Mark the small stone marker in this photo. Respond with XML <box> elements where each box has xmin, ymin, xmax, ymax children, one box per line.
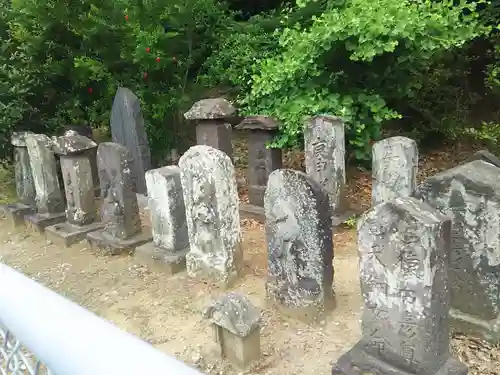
<box><xmin>24</xmin><ymin>134</ymin><xmax>66</xmax><ymax>233</ymax></box>
<box><xmin>135</xmin><ymin>166</ymin><xmax>189</xmax><ymax>275</ymax></box>
<box><xmin>264</xmin><ymin>169</ymin><xmax>334</xmax><ymax>323</ymax></box>
<box><xmin>110</xmin><ymin>87</ymin><xmax>151</xmax><ymax>195</ymax></box>
<box><xmin>304</xmin><ymin>115</ymin><xmax>350</xmax><ymax>225</ymax></box>
<box><xmin>372</xmin><ymin>136</ymin><xmax>418</xmax><ymax>206</ymax></box>
<box><xmin>236</xmin><ymin>116</ymin><xmax>282</xmax><ymax>222</ymax></box>
<box><xmin>184</xmin><ymin>98</ymin><xmax>235</xmax><ymax>160</ymax></box>
<box><xmin>470</xmin><ymin>149</ymin><xmax>500</xmax><ymax>169</ymax></box>
<box><xmin>332</xmin><ymin>197</ymin><xmax>467</xmax><ymax>375</ymax></box>
<box><xmin>179</xmin><ymin>145</ymin><xmax>243</xmax><ymax>286</ymax></box>
<box><xmin>0</xmin><ymin>131</ymin><xmax>37</xmax><ymax>228</ymax></box>
<box><xmin>45</xmin><ymin>135</ymin><xmax>104</xmax><ymax>247</ymax></box>
<box><xmin>203</xmin><ymin>293</ymin><xmax>261</xmax><ymax>369</ymax></box>
<box><xmin>86</xmin><ymin>142</ymin><xmax>152</xmax><ymax>255</ymax></box>
<box><xmin>415</xmin><ymin>160</ymin><xmax>500</xmax><ymax>343</ymax></box>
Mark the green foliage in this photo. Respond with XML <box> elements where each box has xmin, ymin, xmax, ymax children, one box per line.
<box><xmin>238</xmin><ymin>0</ymin><xmax>487</xmax><ymax>159</ymax></box>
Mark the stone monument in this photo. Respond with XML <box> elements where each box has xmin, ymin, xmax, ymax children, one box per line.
<box><xmin>265</xmin><ymin>169</ymin><xmax>335</xmax><ymax>322</ymax></box>
<box><xmin>236</xmin><ymin>116</ymin><xmax>282</xmax><ymax>222</ymax></box>
<box><xmin>24</xmin><ymin>134</ymin><xmax>66</xmax><ymax>232</ymax></box>
<box><xmin>179</xmin><ymin>145</ymin><xmax>243</xmax><ymax>286</ymax></box>
<box><xmin>45</xmin><ymin>134</ymin><xmax>104</xmax><ymax>247</ymax></box>
<box><xmin>86</xmin><ymin>142</ymin><xmax>152</xmax><ymax>255</ymax></box>
<box><xmin>332</xmin><ymin>197</ymin><xmax>467</xmax><ymax>375</ymax></box>
<box><xmin>135</xmin><ymin>166</ymin><xmax>189</xmax><ymax>275</ymax></box>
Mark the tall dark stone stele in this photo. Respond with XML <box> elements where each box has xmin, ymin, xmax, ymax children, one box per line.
<box><xmin>44</xmin><ymin>135</ymin><xmax>104</xmax><ymax>247</ymax></box>
<box><xmin>415</xmin><ymin>160</ymin><xmax>500</xmax><ymax>343</ymax></box>
<box><xmin>184</xmin><ymin>98</ymin><xmax>235</xmax><ymax>160</ymax></box>
<box><xmin>332</xmin><ymin>197</ymin><xmax>467</xmax><ymax>375</ymax></box>
<box><xmin>264</xmin><ymin>169</ymin><xmax>335</xmax><ymax>323</ymax></box>
<box><xmin>236</xmin><ymin>116</ymin><xmax>282</xmax><ymax>222</ymax></box>
<box><xmin>86</xmin><ymin>142</ymin><xmax>152</xmax><ymax>255</ymax></box>
<box><xmin>24</xmin><ymin>134</ymin><xmax>67</xmax><ymax>233</ymax></box>
<box><xmin>110</xmin><ymin>87</ymin><xmax>151</xmax><ymax>195</ymax></box>
<box><xmin>0</xmin><ymin>131</ymin><xmax>37</xmax><ymax>228</ymax></box>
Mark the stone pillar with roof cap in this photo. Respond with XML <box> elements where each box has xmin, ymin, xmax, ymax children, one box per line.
<box><xmin>0</xmin><ymin>131</ymin><xmax>37</xmax><ymax>228</ymax></box>
<box><xmin>184</xmin><ymin>98</ymin><xmax>235</xmax><ymax>160</ymax></box>
<box><xmin>236</xmin><ymin>116</ymin><xmax>283</xmax><ymax>222</ymax></box>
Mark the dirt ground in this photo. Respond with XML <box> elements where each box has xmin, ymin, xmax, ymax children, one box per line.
<box><xmin>0</xmin><ymin>137</ymin><xmax>499</xmax><ymax>374</ymax></box>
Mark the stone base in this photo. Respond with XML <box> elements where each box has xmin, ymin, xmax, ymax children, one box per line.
<box><xmin>332</xmin><ymin>342</ymin><xmax>467</xmax><ymax>375</ymax></box>
<box><xmin>45</xmin><ymin>221</ymin><xmax>104</xmax><ymax>247</ymax></box>
<box><xmin>186</xmin><ymin>251</ymin><xmax>240</xmax><ymax>288</ymax></box>
<box><xmin>450</xmin><ymin>308</ymin><xmax>500</xmax><ymax>344</ymax></box>
<box><xmin>0</xmin><ymin>203</ymin><xmax>35</xmax><ymax>229</ymax></box>
<box><xmin>332</xmin><ymin>210</ymin><xmax>356</xmax><ymax>227</ymax></box>
<box><xmin>239</xmin><ymin>203</ymin><xmax>265</xmax><ymax>222</ymax></box>
<box><xmin>86</xmin><ymin>229</ymin><xmax>152</xmax><ymax>256</ymax></box>
<box><xmin>134</xmin><ymin>242</ymin><xmax>188</xmax><ymax>275</ymax></box>
<box><xmin>213</xmin><ymin>325</ymin><xmax>260</xmax><ymax>369</ymax></box>
<box><xmin>24</xmin><ymin>212</ymin><xmax>66</xmax><ymax>234</ymax></box>
<box><xmin>266</xmin><ymin>280</ymin><xmax>335</xmax><ymax>324</ymax></box>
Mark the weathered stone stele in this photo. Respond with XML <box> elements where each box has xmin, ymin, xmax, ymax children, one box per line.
<box><xmin>179</xmin><ymin>145</ymin><xmax>242</xmax><ymax>286</ymax></box>
<box><xmin>135</xmin><ymin>166</ymin><xmax>189</xmax><ymax>275</ymax></box>
<box><xmin>45</xmin><ymin>135</ymin><xmax>104</xmax><ymax>247</ymax></box>
<box><xmin>86</xmin><ymin>142</ymin><xmax>152</xmax><ymax>255</ymax></box>
<box><xmin>414</xmin><ymin>160</ymin><xmax>500</xmax><ymax>343</ymax></box>
<box><xmin>304</xmin><ymin>115</ymin><xmax>350</xmax><ymax>225</ymax></box>
<box><xmin>204</xmin><ymin>292</ymin><xmax>261</xmax><ymax>369</ymax></box>
<box><xmin>332</xmin><ymin>197</ymin><xmax>467</xmax><ymax>375</ymax></box>
<box><xmin>184</xmin><ymin>98</ymin><xmax>235</xmax><ymax>160</ymax></box>
<box><xmin>236</xmin><ymin>116</ymin><xmax>282</xmax><ymax>222</ymax></box>
<box><xmin>0</xmin><ymin>131</ymin><xmax>37</xmax><ymax>228</ymax></box>
<box><xmin>372</xmin><ymin>136</ymin><xmax>418</xmax><ymax>206</ymax></box>
<box><xmin>110</xmin><ymin>87</ymin><xmax>151</xmax><ymax>195</ymax></box>
<box><xmin>265</xmin><ymin>169</ymin><xmax>334</xmax><ymax>323</ymax></box>
<box><xmin>24</xmin><ymin>134</ymin><xmax>66</xmax><ymax>232</ymax></box>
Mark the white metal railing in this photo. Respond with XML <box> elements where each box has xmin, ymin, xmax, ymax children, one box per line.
<box><xmin>0</xmin><ymin>263</ymin><xmax>205</xmax><ymax>375</ymax></box>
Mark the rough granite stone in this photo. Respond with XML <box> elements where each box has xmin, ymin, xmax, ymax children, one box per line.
<box><xmin>470</xmin><ymin>150</ymin><xmax>500</xmax><ymax>169</ymax></box>
<box><xmin>414</xmin><ymin>160</ymin><xmax>500</xmax><ymax>343</ymax></box>
<box><xmin>12</xmin><ymin>131</ymin><xmax>36</xmax><ymax>206</ymax></box>
<box><xmin>264</xmin><ymin>169</ymin><xmax>334</xmax><ymax>322</ymax></box>
<box><xmin>332</xmin><ymin>197</ymin><xmax>467</xmax><ymax>375</ymax></box>
<box><xmin>204</xmin><ymin>292</ymin><xmax>261</xmax><ymax>368</ymax></box>
<box><xmin>110</xmin><ymin>87</ymin><xmax>151</xmax><ymax>195</ymax></box>
<box><xmin>236</xmin><ymin>116</ymin><xmax>282</xmax><ymax>218</ymax></box>
<box><xmin>135</xmin><ymin>166</ymin><xmax>189</xmax><ymax>274</ymax></box>
<box><xmin>86</xmin><ymin>142</ymin><xmax>151</xmax><ymax>255</ymax></box>
<box><xmin>184</xmin><ymin>98</ymin><xmax>236</xmax><ymax>120</ymax></box>
<box><xmin>304</xmin><ymin>115</ymin><xmax>349</xmax><ymax>222</ymax></box>
<box><xmin>372</xmin><ymin>136</ymin><xmax>418</xmax><ymax>206</ymax></box>
<box><xmin>179</xmin><ymin>145</ymin><xmax>243</xmax><ymax>286</ymax></box>
<box><xmin>45</xmin><ymin>135</ymin><xmax>103</xmax><ymax>247</ymax></box>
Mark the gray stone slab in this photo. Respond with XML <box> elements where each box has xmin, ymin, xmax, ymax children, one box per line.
<box><xmin>110</xmin><ymin>87</ymin><xmax>151</xmax><ymax>195</ymax></box>
<box><xmin>12</xmin><ymin>131</ymin><xmax>36</xmax><ymax>206</ymax></box>
<box><xmin>134</xmin><ymin>242</ymin><xmax>188</xmax><ymax>275</ymax></box>
<box><xmin>86</xmin><ymin>229</ymin><xmax>152</xmax><ymax>256</ymax></box>
<box><xmin>332</xmin><ymin>197</ymin><xmax>466</xmax><ymax>375</ymax></box>
<box><xmin>264</xmin><ymin>169</ymin><xmax>334</xmax><ymax>323</ymax></box>
<box><xmin>372</xmin><ymin>136</ymin><xmax>418</xmax><ymax>206</ymax></box>
<box><xmin>414</xmin><ymin>159</ymin><xmax>500</xmax><ymax>343</ymax></box>
<box><xmin>45</xmin><ymin>221</ymin><xmax>104</xmax><ymax>247</ymax></box>
<box><xmin>0</xmin><ymin>203</ymin><xmax>35</xmax><ymax>228</ymax></box>
<box><xmin>470</xmin><ymin>149</ymin><xmax>500</xmax><ymax>168</ymax></box>
<box><xmin>239</xmin><ymin>203</ymin><xmax>265</xmax><ymax>222</ymax></box>
<box><xmin>24</xmin><ymin>212</ymin><xmax>66</xmax><ymax>234</ymax></box>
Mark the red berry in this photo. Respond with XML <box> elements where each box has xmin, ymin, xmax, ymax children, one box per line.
<box><xmin>143</xmin><ymin>72</ymin><xmax>148</xmax><ymax>79</ymax></box>
<box><xmin>156</xmin><ymin>57</ymin><xmax>160</xmax><ymax>62</ymax></box>
<box><xmin>125</xmin><ymin>15</ymin><xmax>129</xmax><ymax>21</ymax></box>
<box><xmin>88</xmin><ymin>87</ymin><xmax>93</xmax><ymax>93</ymax></box>
<box><xmin>146</xmin><ymin>47</ymin><xmax>151</xmax><ymax>53</ymax></box>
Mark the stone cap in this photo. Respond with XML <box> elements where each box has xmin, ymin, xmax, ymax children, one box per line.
<box><xmin>184</xmin><ymin>98</ymin><xmax>236</xmax><ymax>120</ymax></box>
<box><xmin>11</xmin><ymin>131</ymin><xmax>35</xmax><ymax>147</ymax></box>
<box><xmin>51</xmin><ymin>134</ymin><xmax>97</xmax><ymax>156</ymax></box>
<box><xmin>308</xmin><ymin>114</ymin><xmax>344</xmax><ymax>125</ymax></box>
<box><xmin>236</xmin><ymin>116</ymin><xmax>281</xmax><ymax>131</ymax></box>
<box><xmin>203</xmin><ymin>292</ymin><xmax>260</xmax><ymax>337</ymax></box>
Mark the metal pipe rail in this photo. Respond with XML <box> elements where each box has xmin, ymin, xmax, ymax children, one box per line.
<box><xmin>0</xmin><ymin>263</ymin><xmax>205</xmax><ymax>375</ymax></box>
